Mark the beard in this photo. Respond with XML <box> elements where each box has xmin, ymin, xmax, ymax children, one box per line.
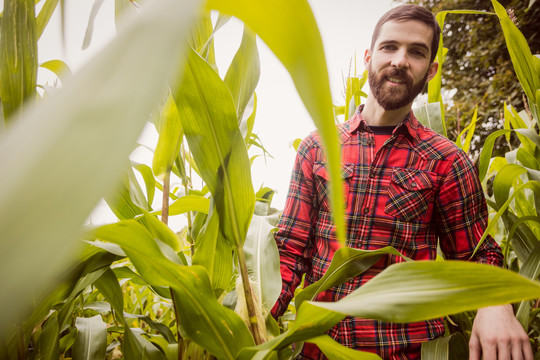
<box><xmin>368</xmin><ymin>66</ymin><xmax>429</xmax><ymax>110</ymax></box>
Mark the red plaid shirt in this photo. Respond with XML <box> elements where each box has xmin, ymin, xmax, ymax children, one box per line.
<box><xmin>272</xmin><ymin>106</ymin><xmax>503</xmax><ymax>359</ymax></box>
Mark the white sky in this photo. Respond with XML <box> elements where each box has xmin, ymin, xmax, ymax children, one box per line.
<box><xmin>36</xmin><ymin>0</ymin><xmax>395</xmax><ymax>226</ymax></box>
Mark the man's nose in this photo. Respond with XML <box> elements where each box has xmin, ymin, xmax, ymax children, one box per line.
<box><xmin>391</xmin><ymin>49</ymin><xmax>409</xmax><ymax>69</ymax></box>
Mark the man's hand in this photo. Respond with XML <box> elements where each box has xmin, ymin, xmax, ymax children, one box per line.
<box><xmin>469</xmin><ymin>304</ymin><xmax>533</xmax><ymax>360</ymax></box>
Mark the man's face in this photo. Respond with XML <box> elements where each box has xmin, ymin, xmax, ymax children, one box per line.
<box><xmin>365</xmin><ymin>20</ymin><xmax>438</xmax><ymax>111</ymax></box>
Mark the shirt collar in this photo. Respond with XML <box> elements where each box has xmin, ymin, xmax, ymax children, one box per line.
<box><xmin>347</xmin><ymin>105</ymin><xmax>420</xmax><ymax>142</ymax></box>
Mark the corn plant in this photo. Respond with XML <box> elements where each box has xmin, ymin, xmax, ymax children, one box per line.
<box><xmin>1</xmin><ymin>0</ymin><xmax>540</xmax><ymax>359</ymax></box>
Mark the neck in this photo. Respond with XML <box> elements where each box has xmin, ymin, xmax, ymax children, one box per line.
<box><xmin>362</xmin><ymin>96</ymin><xmax>412</xmax><ymax>127</ymax></box>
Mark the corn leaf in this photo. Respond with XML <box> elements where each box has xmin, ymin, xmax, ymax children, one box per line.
<box><xmin>455</xmin><ymin>106</ymin><xmax>478</xmax><ymax>153</ymax></box>
<box><xmin>82</xmin><ymin>0</ymin><xmax>105</xmax><ymax>50</ymax></box>
<box><xmin>478</xmin><ymin>129</ymin><xmax>540</xmax><ymax>182</ymax></box>
<box><xmin>174</xmin><ymin>48</ymin><xmax>254</xmax><ymax>247</ymax></box>
<box><xmin>492</xmin><ymin>0</ymin><xmax>539</xmax><ymax>109</ymax></box>
<box><xmin>38</xmin><ymin>311</ymin><xmax>60</xmax><ymax>360</ymax></box>
<box><xmin>295</xmin><ymin>246</ymin><xmax>410</xmax><ymax>310</ymax></box>
<box><xmin>224</xmin><ymin>27</ymin><xmax>260</xmax><ymax>121</ymax></box>
<box><xmin>0</xmin><ymin>0</ymin><xmax>38</xmax><ymax>121</ymax></box>
<box><xmin>192</xmin><ymin>203</ymin><xmax>233</xmax><ymax>297</ymax></box>
<box><xmin>73</xmin><ymin>316</ymin><xmax>107</xmax><ymax>360</ymax></box>
<box><xmin>153</xmin><ymin>94</ymin><xmax>184</xmax><ymax>178</ymax></box>
<box><xmin>95</xmin><ymin>220</ymin><xmax>255</xmax><ymax>359</ymax></box>
<box><xmin>243</xmin><ymin>211</ymin><xmax>281</xmax><ymax>315</ymax></box>
<box><xmin>40</xmin><ymin>59</ymin><xmax>72</xmax><ymax>84</ymax></box>
<box><xmin>206</xmin><ymin>0</ymin><xmax>345</xmax><ymax>244</ymax></box>
<box><xmin>421</xmin><ymin>332</ymin><xmax>469</xmax><ymax>360</ymax></box>
<box><xmin>412</xmin><ymin>102</ymin><xmax>445</xmax><ymax>136</ymax></box>
<box><xmin>309</xmin><ymin>335</ymin><xmax>382</xmax><ymax>360</ymax></box>
<box><xmin>36</xmin><ymin>0</ymin><xmax>60</xmax><ymax>39</ymax></box>
<box><xmin>310</xmin><ymin>261</ymin><xmax>540</xmax><ymax>322</ymax></box>
<box><xmin>0</xmin><ymin>0</ymin><xmax>201</xmax><ymax>336</ymax></box>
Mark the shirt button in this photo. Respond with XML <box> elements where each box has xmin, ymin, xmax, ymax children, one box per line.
<box><xmin>411</xmin><ymin>182</ymin><xmax>417</xmax><ymax>188</ymax></box>
<box><xmin>363</xmin><ymin>208</ymin><xmax>369</xmax><ymax>214</ymax></box>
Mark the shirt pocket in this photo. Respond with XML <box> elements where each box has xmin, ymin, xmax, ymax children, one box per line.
<box><xmin>384</xmin><ymin>168</ymin><xmax>436</xmax><ymax>222</ymax></box>
<box><xmin>313</xmin><ymin>162</ymin><xmax>354</xmax><ymax>211</ymax></box>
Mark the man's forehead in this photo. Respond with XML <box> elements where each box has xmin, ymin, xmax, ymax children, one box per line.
<box><xmin>374</xmin><ymin>20</ymin><xmax>433</xmax><ymax>48</ymax></box>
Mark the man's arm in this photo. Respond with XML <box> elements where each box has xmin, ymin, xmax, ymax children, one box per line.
<box><xmin>271</xmin><ymin>135</ymin><xmax>318</xmax><ymax>318</ymax></box>
<box><xmin>435</xmin><ymin>149</ymin><xmax>532</xmax><ymax>358</ymax></box>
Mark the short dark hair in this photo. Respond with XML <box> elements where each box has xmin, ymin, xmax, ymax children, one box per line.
<box><xmin>370</xmin><ymin>5</ymin><xmax>441</xmax><ymax>63</ymax></box>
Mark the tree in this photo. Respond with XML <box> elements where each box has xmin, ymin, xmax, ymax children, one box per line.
<box><xmin>397</xmin><ymin>0</ymin><xmax>540</xmax><ymax>156</ymax></box>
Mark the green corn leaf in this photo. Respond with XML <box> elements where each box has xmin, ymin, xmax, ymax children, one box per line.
<box><xmin>153</xmin><ymin>94</ymin><xmax>184</xmax><ymax>178</ymax></box>
<box><xmin>492</xmin><ymin>0</ymin><xmax>539</xmax><ymax>108</ymax></box>
<box><xmin>243</xmin><ymin>212</ymin><xmax>281</xmax><ymax>316</ymax></box>
<box><xmin>73</xmin><ymin>316</ymin><xmax>107</xmax><ymax>360</ymax></box>
<box><xmin>206</xmin><ymin>0</ymin><xmax>345</xmax><ymax>245</ymax></box>
<box><xmin>0</xmin><ymin>0</ymin><xmax>38</xmax><ymax>121</ymax></box>
<box><xmin>309</xmin><ymin>335</ymin><xmax>382</xmax><ymax>360</ymax></box>
<box><xmin>240</xmin><ymin>92</ymin><xmax>257</xmax><ymax>141</ymax></box>
<box><xmin>421</xmin><ymin>332</ymin><xmax>469</xmax><ymax>360</ymax></box>
<box><xmin>149</xmin><ymin>194</ymin><xmax>210</xmax><ymax>216</ymax></box>
<box><xmin>295</xmin><ymin>246</ymin><xmax>410</xmax><ymax>310</ymax></box>
<box><xmin>224</xmin><ymin>27</ymin><xmax>260</xmax><ymax>122</ymax></box>
<box><xmin>94</xmin><ymin>220</ymin><xmax>255</xmax><ymax>359</ymax></box>
<box><xmin>93</xmin><ymin>268</ymin><xmax>126</xmax><ymax>325</ymax></box>
<box><xmin>478</xmin><ymin>129</ymin><xmax>540</xmax><ymax>182</ymax></box>
<box><xmin>40</xmin><ymin>59</ymin><xmax>72</xmax><ymax>84</ymax></box>
<box><xmin>0</xmin><ymin>0</ymin><xmax>202</xmax><ymax>336</ymax></box>
<box><xmin>412</xmin><ymin>102</ymin><xmax>445</xmax><ymax>136</ymax></box>
<box><xmin>36</xmin><ymin>0</ymin><xmax>60</xmax><ymax>39</ymax></box>
<box><xmin>192</xmin><ymin>204</ymin><xmax>233</xmax><ymax>297</ymax></box>
<box><xmin>493</xmin><ymin>164</ymin><xmax>528</xmax><ymax>208</ymax></box>
<box><xmin>133</xmin><ymin>163</ymin><xmax>156</xmax><ymax>207</ymax></box>
<box><xmin>174</xmin><ymin>48</ymin><xmax>254</xmax><ymax>247</ymax></box>
<box><xmin>189</xmin><ymin>12</ymin><xmax>216</xmax><ymax>65</ymax></box>
<box><xmin>105</xmin><ymin>173</ymin><xmax>145</xmax><ymax>220</ymax></box>
<box><xmin>123</xmin><ymin>327</ymin><xmax>167</xmax><ymax>360</ymax></box>
<box><xmin>455</xmin><ymin>106</ymin><xmax>478</xmax><ymax>154</ymax></box>
<box><xmin>140</xmin><ymin>211</ymin><xmax>182</xmax><ymax>253</ymax></box>
<box><xmin>38</xmin><ymin>311</ymin><xmax>60</xmax><ymax>360</ymax></box>
<box><xmin>310</xmin><ymin>261</ymin><xmax>540</xmax><ymax>323</ymax></box>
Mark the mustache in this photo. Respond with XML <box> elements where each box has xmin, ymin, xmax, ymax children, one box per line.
<box><xmin>383</xmin><ymin>68</ymin><xmax>412</xmax><ymax>82</ymax></box>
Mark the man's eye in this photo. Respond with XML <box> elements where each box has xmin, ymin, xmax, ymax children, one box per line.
<box><xmin>411</xmin><ymin>50</ymin><xmax>426</xmax><ymax>57</ymax></box>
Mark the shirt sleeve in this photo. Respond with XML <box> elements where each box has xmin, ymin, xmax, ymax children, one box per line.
<box><xmin>435</xmin><ymin>149</ymin><xmax>503</xmax><ymax>266</ymax></box>
<box><xmin>271</xmin><ymin>135</ymin><xmax>319</xmax><ymax>318</ymax></box>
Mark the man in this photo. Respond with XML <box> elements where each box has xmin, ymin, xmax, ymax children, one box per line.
<box><xmin>271</xmin><ymin>4</ymin><xmax>532</xmax><ymax>360</ymax></box>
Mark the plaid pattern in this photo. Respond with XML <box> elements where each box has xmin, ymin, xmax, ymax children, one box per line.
<box><xmin>272</xmin><ymin>106</ymin><xmax>503</xmax><ymax>359</ymax></box>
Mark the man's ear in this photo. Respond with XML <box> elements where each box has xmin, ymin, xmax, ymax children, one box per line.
<box><xmin>364</xmin><ymin>49</ymin><xmax>372</xmax><ymax>67</ymax></box>
<box><xmin>427</xmin><ymin>61</ymin><xmax>438</xmax><ymax>82</ymax></box>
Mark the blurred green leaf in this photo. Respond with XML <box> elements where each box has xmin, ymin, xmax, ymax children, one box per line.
<box><xmin>0</xmin><ymin>0</ymin><xmax>201</xmax><ymax>336</ymax></box>
<box><xmin>94</xmin><ymin>268</ymin><xmax>125</xmax><ymax>324</ymax></box>
<box><xmin>133</xmin><ymin>163</ymin><xmax>156</xmax><ymax>207</ymax></box>
<box><xmin>206</xmin><ymin>0</ymin><xmax>345</xmax><ymax>244</ymax></box>
<box><xmin>73</xmin><ymin>316</ymin><xmax>107</xmax><ymax>360</ymax></box>
<box><xmin>455</xmin><ymin>106</ymin><xmax>478</xmax><ymax>153</ymax></box>
<box><xmin>0</xmin><ymin>0</ymin><xmax>38</xmax><ymax>120</ymax></box>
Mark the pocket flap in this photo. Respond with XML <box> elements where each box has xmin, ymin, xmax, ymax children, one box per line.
<box><xmin>391</xmin><ymin>169</ymin><xmax>434</xmax><ymax>191</ymax></box>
